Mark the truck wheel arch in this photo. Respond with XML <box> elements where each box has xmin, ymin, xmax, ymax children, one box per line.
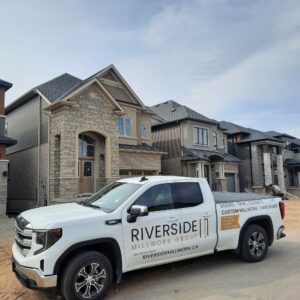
<box><xmin>53</xmin><ymin>238</ymin><xmax>122</xmax><ymax>283</ymax></box>
<box><xmin>237</xmin><ymin>216</ymin><xmax>274</xmax><ymax>253</ymax></box>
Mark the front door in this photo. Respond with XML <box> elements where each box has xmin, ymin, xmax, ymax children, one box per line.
<box><xmin>78</xmin><ymin>159</ymin><xmax>94</xmax><ymax>194</ymax></box>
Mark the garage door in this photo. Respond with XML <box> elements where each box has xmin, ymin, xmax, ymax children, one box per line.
<box><xmin>225</xmin><ymin>173</ymin><xmax>235</xmax><ymax>192</ymax></box>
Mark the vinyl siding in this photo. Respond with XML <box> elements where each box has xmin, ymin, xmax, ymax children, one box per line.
<box><xmin>6</xmin><ymin>95</ymin><xmax>49</xmax><ymax>154</ymax></box>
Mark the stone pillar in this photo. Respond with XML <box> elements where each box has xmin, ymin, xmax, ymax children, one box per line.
<box><xmin>0</xmin><ymin>160</ymin><xmax>8</xmax><ymax>215</ymax></box>
<box><xmin>276</xmin><ymin>154</ymin><xmax>285</xmax><ymax>190</ymax></box>
<box><xmin>263</xmin><ymin>152</ymin><xmax>272</xmax><ymax>186</ymax></box>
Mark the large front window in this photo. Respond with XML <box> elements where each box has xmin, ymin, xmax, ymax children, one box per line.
<box><xmin>193</xmin><ymin>127</ymin><xmax>208</xmax><ymax>145</ymax></box>
<box><xmin>213</xmin><ymin>131</ymin><xmax>218</xmax><ymax>150</ymax></box>
<box><xmin>78</xmin><ymin>134</ymin><xmax>95</xmax><ymax>157</ymax></box>
<box><xmin>118</xmin><ymin>116</ymin><xmax>132</xmax><ymax>137</ymax></box>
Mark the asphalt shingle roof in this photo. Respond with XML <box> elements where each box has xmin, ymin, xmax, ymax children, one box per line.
<box><xmin>150</xmin><ymin>100</ymin><xmax>219</xmax><ymax>126</ymax></box>
<box><xmin>36</xmin><ymin>73</ymin><xmax>82</xmax><ymax>102</ymax></box>
<box><xmin>220</xmin><ymin>121</ymin><xmax>282</xmax><ymax>144</ymax></box>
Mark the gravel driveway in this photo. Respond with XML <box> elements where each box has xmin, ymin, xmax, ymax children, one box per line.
<box><xmin>1</xmin><ymin>200</ymin><xmax>299</xmax><ymax>300</ymax></box>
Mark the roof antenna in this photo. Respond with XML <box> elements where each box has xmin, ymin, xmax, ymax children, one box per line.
<box><xmin>140</xmin><ymin>176</ymin><xmax>148</xmax><ymax>182</ymax></box>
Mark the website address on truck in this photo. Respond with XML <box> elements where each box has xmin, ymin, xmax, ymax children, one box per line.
<box><xmin>142</xmin><ymin>245</ymin><xmax>199</xmax><ymax>259</ymax></box>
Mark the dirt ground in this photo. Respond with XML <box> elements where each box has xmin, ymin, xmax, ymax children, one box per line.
<box><xmin>0</xmin><ymin>200</ymin><xmax>299</xmax><ymax>300</ymax></box>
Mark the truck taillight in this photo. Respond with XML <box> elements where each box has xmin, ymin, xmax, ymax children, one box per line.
<box><xmin>279</xmin><ymin>201</ymin><xmax>285</xmax><ymax>219</ymax></box>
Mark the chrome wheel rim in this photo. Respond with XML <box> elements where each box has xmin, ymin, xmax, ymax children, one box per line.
<box><xmin>75</xmin><ymin>262</ymin><xmax>106</xmax><ymax>299</ymax></box>
<box><xmin>249</xmin><ymin>231</ymin><xmax>266</xmax><ymax>257</ymax></box>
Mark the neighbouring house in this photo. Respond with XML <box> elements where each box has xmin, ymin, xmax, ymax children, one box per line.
<box><xmin>220</xmin><ymin>121</ymin><xmax>285</xmax><ymax>193</ymax></box>
<box><xmin>6</xmin><ymin>65</ymin><xmax>163</xmax><ymax>212</ymax></box>
<box><xmin>0</xmin><ymin>79</ymin><xmax>17</xmax><ymax>214</ymax></box>
<box><xmin>265</xmin><ymin>131</ymin><xmax>300</xmax><ymax>196</ymax></box>
<box><xmin>150</xmin><ymin>100</ymin><xmax>240</xmax><ymax>192</ymax></box>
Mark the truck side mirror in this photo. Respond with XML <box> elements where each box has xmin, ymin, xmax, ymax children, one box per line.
<box><xmin>127</xmin><ymin>205</ymin><xmax>148</xmax><ymax>223</ymax></box>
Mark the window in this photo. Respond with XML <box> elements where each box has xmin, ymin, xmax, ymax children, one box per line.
<box><xmin>78</xmin><ymin>134</ymin><xmax>95</xmax><ymax>157</ymax></box>
<box><xmin>135</xmin><ymin>184</ymin><xmax>174</xmax><ymax>212</ymax></box>
<box><xmin>173</xmin><ymin>182</ymin><xmax>203</xmax><ymax>208</ymax></box>
<box><xmin>140</xmin><ymin>122</ymin><xmax>147</xmax><ymax>139</ymax></box>
<box><xmin>120</xmin><ymin>170</ymin><xmax>129</xmax><ymax>176</ymax></box>
<box><xmin>193</xmin><ymin>127</ymin><xmax>208</xmax><ymax>145</ymax></box>
<box><xmin>289</xmin><ymin>171</ymin><xmax>295</xmax><ymax>186</ymax></box>
<box><xmin>84</xmin><ymin>161</ymin><xmax>93</xmax><ymax>177</ymax></box>
<box><xmin>213</xmin><ymin>131</ymin><xmax>218</xmax><ymax>150</ymax></box>
<box><xmin>118</xmin><ymin>116</ymin><xmax>132</xmax><ymax>137</ymax></box>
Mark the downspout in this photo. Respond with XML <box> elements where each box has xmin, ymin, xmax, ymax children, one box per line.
<box><xmin>36</xmin><ymin>95</ymin><xmax>41</xmax><ymax>207</ymax></box>
<box><xmin>47</xmin><ymin>111</ymin><xmax>51</xmax><ymax>206</ymax></box>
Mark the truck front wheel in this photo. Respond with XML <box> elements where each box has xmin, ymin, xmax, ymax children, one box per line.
<box><xmin>61</xmin><ymin>251</ymin><xmax>113</xmax><ymax>300</ymax></box>
<box><xmin>239</xmin><ymin>224</ymin><xmax>269</xmax><ymax>262</ymax></box>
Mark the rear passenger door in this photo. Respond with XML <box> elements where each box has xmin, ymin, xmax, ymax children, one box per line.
<box><xmin>173</xmin><ymin>182</ymin><xmax>217</xmax><ymax>257</ymax></box>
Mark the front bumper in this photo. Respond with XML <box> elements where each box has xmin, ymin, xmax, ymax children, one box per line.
<box><xmin>12</xmin><ymin>257</ymin><xmax>57</xmax><ymax>289</ymax></box>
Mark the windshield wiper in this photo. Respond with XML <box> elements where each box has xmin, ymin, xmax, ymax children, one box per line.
<box><xmin>85</xmin><ymin>203</ymin><xmax>102</xmax><ymax>209</ymax></box>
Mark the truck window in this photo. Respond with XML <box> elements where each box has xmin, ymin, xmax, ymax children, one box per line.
<box><xmin>173</xmin><ymin>182</ymin><xmax>203</xmax><ymax>209</ymax></box>
<box><xmin>134</xmin><ymin>183</ymin><xmax>174</xmax><ymax>212</ymax></box>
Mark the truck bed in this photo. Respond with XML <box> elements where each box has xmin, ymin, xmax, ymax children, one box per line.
<box><xmin>213</xmin><ymin>192</ymin><xmax>275</xmax><ymax>204</ymax></box>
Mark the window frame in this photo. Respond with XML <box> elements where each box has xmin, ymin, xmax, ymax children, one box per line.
<box><xmin>193</xmin><ymin>127</ymin><xmax>209</xmax><ymax>146</ymax></box>
<box><xmin>118</xmin><ymin>116</ymin><xmax>132</xmax><ymax>137</ymax></box>
<box><xmin>213</xmin><ymin>131</ymin><xmax>218</xmax><ymax>150</ymax></box>
<box><xmin>140</xmin><ymin>122</ymin><xmax>147</xmax><ymax>139</ymax></box>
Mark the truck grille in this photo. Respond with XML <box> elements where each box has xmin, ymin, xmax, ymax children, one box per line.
<box><xmin>15</xmin><ymin>216</ymin><xmax>32</xmax><ymax>256</ymax></box>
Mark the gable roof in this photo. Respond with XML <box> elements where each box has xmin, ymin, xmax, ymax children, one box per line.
<box><xmin>6</xmin><ymin>73</ymin><xmax>82</xmax><ymax>114</ymax></box>
<box><xmin>220</xmin><ymin>121</ymin><xmax>283</xmax><ymax>144</ymax></box>
<box><xmin>0</xmin><ymin>79</ymin><xmax>13</xmax><ymax>91</ymax></box>
<box><xmin>55</xmin><ymin>64</ymin><xmax>146</xmax><ymax>109</ymax></box>
<box><xmin>150</xmin><ymin>100</ymin><xmax>219</xmax><ymax>127</ymax></box>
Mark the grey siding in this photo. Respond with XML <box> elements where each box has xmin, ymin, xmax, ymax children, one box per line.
<box><xmin>6</xmin><ymin>95</ymin><xmax>49</xmax><ymax>154</ymax></box>
<box><xmin>152</xmin><ymin>124</ymin><xmax>181</xmax><ymax>158</ymax></box>
<box><xmin>7</xmin><ymin>146</ymin><xmax>38</xmax><ymax>212</ymax></box>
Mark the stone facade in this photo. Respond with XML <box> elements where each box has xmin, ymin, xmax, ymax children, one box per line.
<box><xmin>49</xmin><ymin>83</ymin><xmax>120</xmax><ymax>202</ymax></box>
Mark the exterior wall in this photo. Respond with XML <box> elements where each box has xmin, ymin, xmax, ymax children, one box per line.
<box><xmin>181</xmin><ymin>120</ymin><xmax>226</xmax><ymax>152</ymax></box>
<box><xmin>152</xmin><ymin>124</ymin><xmax>181</xmax><ymax>158</ymax></box>
<box><xmin>49</xmin><ymin>83</ymin><xmax>120</xmax><ymax>202</ymax></box>
<box><xmin>7</xmin><ymin>146</ymin><xmax>38</xmax><ymax>212</ymax></box>
<box><xmin>0</xmin><ymin>160</ymin><xmax>8</xmax><ymax>215</ymax></box>
<box><xmin>0</xmin><ymin>145</ymin><xmax>5</xmax><ymax>159</ymax></box>
<box><xmin>119</xmin><ymin>151</ymin><xmax>161</xmax><ymax>173</ymax></box>
<box><xmin>162</xmin><ymin>156</ymin><xmax>182</xmax><ymax>176</ymax></box>
<box><xmin>6</xmin><ymin>96</ymin><xmax>48</xmax><ymax>154</ymax></box>
<box><xmin>251</xmin><ymin>144</ymin><xmax>264</xmax><ymax>187</ymax></box>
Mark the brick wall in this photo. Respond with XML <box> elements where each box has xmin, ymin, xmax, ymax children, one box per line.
<box><xmin>0</xmin><ymin>160</ymin><xmax>8</xmax><ymax>215</ymax></box>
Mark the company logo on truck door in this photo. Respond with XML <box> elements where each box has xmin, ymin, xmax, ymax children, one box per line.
<box><xmin>131</xmin><ymin>219</ymin><xmax>209</xmax><ymax>250</ymax></box>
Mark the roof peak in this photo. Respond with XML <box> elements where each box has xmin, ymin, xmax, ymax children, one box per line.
<box><xmin>0</xmin><ymin>79</ymin><xmax>13</xmax><ymax>91</ymax></box>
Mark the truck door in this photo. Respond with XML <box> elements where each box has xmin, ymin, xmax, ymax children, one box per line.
<box><xmin>122</xmin><ymin>183</ymin><xmax>182</xmax><ymax>271</ymax></box>
<box><xmin>173</xmin><ymin>182</ymin><xmax>217</xmax><ymax>257</ymax></box>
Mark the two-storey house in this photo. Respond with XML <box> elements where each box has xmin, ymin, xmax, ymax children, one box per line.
<box><xmin>6</xmin><ymin>65</ymin><xmax>163</xmax><ymax>212</ymax></box>
<box><xmin>151</xmin><ymin>101</ymin><xmax>240</xmax><ymax>192</ymax></box>
<box><xmin>220</xmin><ymin>121</ymin><xmax>285</xmax><ymax>193</ymax></box>
<box><xmin>265</xmin><ymin>131</ymin><xmax>300</xmax><ymax>196</ymax></box>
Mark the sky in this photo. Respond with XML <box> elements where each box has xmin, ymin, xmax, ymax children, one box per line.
<box><xmin>1</xmin><ymin>0</ymin><xmax>300</xmax><ymax>137</ymax></box>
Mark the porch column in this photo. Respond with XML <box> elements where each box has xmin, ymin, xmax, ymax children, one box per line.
<box><xmin>218</xmin><ymin>163</ymin><xmax>227</xmax><ymax>192</ymax></box>
<box><xmin>263</xmin><ymin>152</ymin><xmax>272</xmax><ymax>186</ymax></box>
<box><xmin>197</xmin><ymin>162</ymin><xmax>204</xmax><ymax>177</ymax></box>
<box><xmin>276</xmin><ymin>154</ymin><xmax>285</xmax><ymax>190</ymax></box>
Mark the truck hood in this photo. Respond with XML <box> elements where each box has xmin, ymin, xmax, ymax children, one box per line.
<box><xmin>21</xmin><ymin>203</ymin><xmax>106</xmax><ymax>229</ymax></box>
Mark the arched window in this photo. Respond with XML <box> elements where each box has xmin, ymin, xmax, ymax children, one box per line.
<box><xmin>213</xmin><ymin>131</ymin><xmax>218</xmax><ymax>150</ymax></box>
<box><xmin>78</xmin><ymin>134</ymin><xmax>95</xmax><ymax>157</ymax></box>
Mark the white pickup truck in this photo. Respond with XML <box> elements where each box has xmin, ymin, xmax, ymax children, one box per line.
<box><xmin>12</xmin><ymin>176</ymin><xmax>286</xmax><ymax>300</ymax></box>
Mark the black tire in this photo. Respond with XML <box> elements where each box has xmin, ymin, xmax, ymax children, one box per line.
<box><xmin>61</xmin><ymin>251</ymin><xmax>113</xmax><ymax>300</ymax></box>
<box><xmin>239</xmin><ymin>224</ymin><xmax>269</xmax><ymax>263</ymax></box>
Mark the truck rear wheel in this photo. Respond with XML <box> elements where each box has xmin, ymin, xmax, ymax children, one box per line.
<box><xmin>61</xmin><ymin>251</ymin><xmax>113</xmax><ymax>300</ymax></box>
<box><xmin>239</xmin><ymin>224</ymin><xmax>269</xmax><ymax>262</ymax></box>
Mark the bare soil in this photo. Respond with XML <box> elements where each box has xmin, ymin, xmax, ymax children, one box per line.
<box><xmin>0</xmin><ymin>200</ymin><xmax>299</xmax><ymax>300</ymax></box>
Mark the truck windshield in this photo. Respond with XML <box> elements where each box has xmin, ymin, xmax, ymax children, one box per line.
<box><xmin>82</xmin><ymin>182</ymin><xmax>141</xmax><ymax>212</ymax></box>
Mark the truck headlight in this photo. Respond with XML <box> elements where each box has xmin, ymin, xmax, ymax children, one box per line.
<box><xmin>34</xmin><ymin>228</ymin><xmax>62</xmax><ymax>255</ymax></box>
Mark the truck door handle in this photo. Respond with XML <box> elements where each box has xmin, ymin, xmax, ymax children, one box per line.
<box><xmin>167</xmin><ymin>217</ymin><xmax>179</xmax><ymax>222</ymax></box>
